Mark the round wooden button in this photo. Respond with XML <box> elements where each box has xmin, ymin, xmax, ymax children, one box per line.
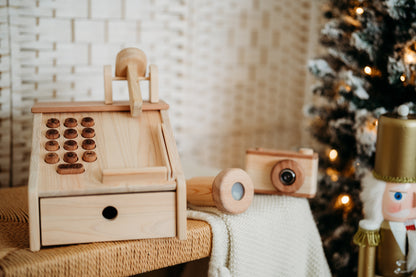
<box><xmin>44</xmin><ymin>153</ymin><xmax>59</xmax><ymax>164</ymax></box>
<box><xmin>82</xmin><ymin>151</ymin><xmax>97</xmax><ymax>162</ymax></box>
<box><xmin>63</xmin><ymin>140</ymin><xmax>78</xmax><ymax>151</ymax></box>
<box><xmin>81</xmin><ymin>117</ymin><xmax>95</xmax><ymax>127</ymax></box>
<box><xmin>81</xmin><ymin>128</ymin><xmax>95</xmax><ymax>138</ymax></box>
<box><xmin>45</xmin><ymin>140</ymin><xmax>59</xmax><ymax>151</ymax></box>
<box><xmin>82</xmin><ymin>139</ymin><xmax>96</xmax><ymax>150</ymax></box>
<box><xmin>64</xmin><ymin>117</ymin><xmax>78</xmax><ymax>128</ymax></box>
<box><xmin>64</xmin><ymin>128</ymin><xmax>78</xmax><ymax>139</ymax></box>
<box><xmin>46</xmin><ymin>118</ymin><xmax>60</xmax><ymax>128</ymax></box>
<box><xmin>63</xmin><ymin>152</ymin><xmax>78</xmax><ymax>163</ymax></box>
<box><xmin>45</xmin><ymin>129</ymin><xmax>60</xmax><ymax>139</ymax></box>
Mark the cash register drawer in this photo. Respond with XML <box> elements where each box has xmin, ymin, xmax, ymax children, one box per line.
<box><xmin>40</xmin><ymin>192</ymin><xmax>176</xmax><ymax>246</ymax></box>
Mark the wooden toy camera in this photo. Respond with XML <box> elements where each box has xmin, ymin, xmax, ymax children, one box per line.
<box><xmin>28</xmin><ymin>48</ymin><xmax>186</xmax><ymax>251</ymax></box>
<box><xmin>245</xmin><ymin>148</ymin><xmax>318</xmax><ymax>198</ymax></box>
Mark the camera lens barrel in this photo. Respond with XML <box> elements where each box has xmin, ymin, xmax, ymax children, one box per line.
<box><xmin>186</xmin><ymin>168</ymin><xmax>254</xmax><ymax>214</ymax></box>
<box><xmin>212</xmin><ymin>168</ymin><xmax>254</xmax><ymax>214</ymax></box>
<box><xmin>271</xmin><ymin>159</ymin><xmax>305</xmax><ymax>193</ymax></box>
<box><xmin>279</xmin><ymin>169</ymin><xmax>296</xmax><ymax>185</ymax></box>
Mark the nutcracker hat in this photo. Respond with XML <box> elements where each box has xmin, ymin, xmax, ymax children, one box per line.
<box><xmin>374</xmin><ymin>105</ymin><xmax>416</xmax><ymax>183</ymax></box>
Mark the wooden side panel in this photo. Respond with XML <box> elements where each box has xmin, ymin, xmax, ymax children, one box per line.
<box><xmin>104</xmin><ymin>65</ymin><xmax>113</xmax><ymax>105</ymax></box>
<box><xmin>157</xmin><ymin>124</ymin><xmax>172</xmax><ymax>180</ymax></box>
<box><xmin>161</xmin><ymin>110</ymin><xmax>187</xmax><ymax>240</ymax></box>
<box><xmin>40</xmin><ymin>192</ymin><xmax>176</xmax><ymax>246</ymax></box>
<box><xmin>28</xmin><ymin>114</ymin><xmax>42</xmax><ymax>251</ymax></box>
<box><xmin>149</xmin><ymin>64</ymin><xmax>159</xmax><ymax>103</ymax></box>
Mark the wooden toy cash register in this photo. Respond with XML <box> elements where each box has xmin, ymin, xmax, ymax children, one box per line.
<box><xmin>28</xmin><ymin>48</ymin><xmax>186</xmax><ymax>251</ymax></box>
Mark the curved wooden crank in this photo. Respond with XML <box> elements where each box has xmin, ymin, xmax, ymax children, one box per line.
<box><xmin>115</xmin><ymin>48</ymin><xmax>146</xmax><ymax>117</ymax></box>
<box><xmin>104</xmin><ymin>48</ymin><xmax>159</xmax><ymax>117</ymax></box>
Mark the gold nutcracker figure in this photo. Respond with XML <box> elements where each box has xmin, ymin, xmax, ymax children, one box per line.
<box><xmin>354</xmin><ymin>105</ymin><xmax>416</xmax><ymax>277</ymax></box>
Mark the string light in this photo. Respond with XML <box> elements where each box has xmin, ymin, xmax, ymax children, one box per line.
<box><xmin>404</xmin><ymin>47</ymin><xmax>416</xmax><ymax>64</ymax></box>
<box><xmin>326</xmin><ymin>168</ymin><xmax>339</xmax><ymax>182</ymax></box>
<box><xmin>365</xmin><ymin>118</ymin><xmax>378</xmax><ymax>133</ymax></box>
<box><xmin>364</xmin><ymin>66</ymin><xmax>372</xmax><ymax>75</ymax></box>
<box><xmin>334</xmin><ymin>193</ymin><xmax>352</xmax><ymax>209</ymax></box>
<box><xmin>344</xmin><ymin>85</ymin><xmax>351</xmax><ymax>92</ymax></box>
<box><xmin>333</xmin><ymin>193</ymin><xmax>354</xmax><ymax>220</ymax></box>
<box><xmin>337</xmin><ymin>82</ymin><xmax>351</xmax><ymax>93</ymax></box>
<box><xmin>355</xmin><ymin>7</ymin><xmax>364</xmax><ymax>15</ymax></box>
<box><xmin>328</xmin><ymin>149</ymin><xmax>338</xmax><ymax>162</ymax></box>
<box><xmin>402</xmin><ymin>43</ymin><xmax>416</xmax><ymax>85</ymax></box>
<box><xmin>341</xmin><ymin>195</ymin><xmax>350</xmax><ymax>205</ymax></box>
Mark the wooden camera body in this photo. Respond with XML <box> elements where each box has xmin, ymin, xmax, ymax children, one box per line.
<box><xmin>28</xmin><ymin>48</ymin><xmax>186</xmax><ymax>251</ymax></box>
<box><xmin>245</xmin><ymin>148</ymin><xmax>318</xmax><ymax>198</ymax></box>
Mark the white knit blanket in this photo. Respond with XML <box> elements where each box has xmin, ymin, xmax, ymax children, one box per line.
<box><xmin>188</xmin><ymin>194</ymin><xmax>331</xmax><ymax>277</ymax></box>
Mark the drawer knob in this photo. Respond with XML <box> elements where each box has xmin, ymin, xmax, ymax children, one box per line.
<box><xmin>102</xmin><ymin>206</ymin><xmax>118</xmax><ymax>220</ymax></box>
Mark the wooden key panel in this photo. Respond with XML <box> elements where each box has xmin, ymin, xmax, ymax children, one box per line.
<box><xmin>42</xmin><ymin>115</ymin><xmax>97</xmax><ymax>175</ymax></box>
<box><xmin>28</xmin><ymin>48</ymin><xmax>187</xmax><ymax>251</ymax></box>
<box><xmin>35</xmin><ymin>110</ymin><xmax>174</xmax><ymax>195</ymax></box>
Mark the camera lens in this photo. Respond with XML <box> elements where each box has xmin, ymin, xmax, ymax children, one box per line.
<box><xmin>231</xmin><ymin>182</ymin><xmax>245</xmax><ymax>201</ymax></box>
<box><xmin>280</xmin><ymin>169</ymin><xmax>296</xmax><ymax>185</ymax></box>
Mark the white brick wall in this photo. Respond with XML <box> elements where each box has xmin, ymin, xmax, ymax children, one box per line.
<box><xmin>55</xmin><ymin>0</ymin><xmax>88</xmax><ymax>18</ymax></box>
<box><xmin>90</xmin><ymin>0</ymin><xmax>122</xmax><ymax>19</ymax></box>
<box><xmin>74</xmin><ymin>20</ymin><xmax>105</xmax><ymax>43</ymax></box>
<box><xmin>38</xmin><ymin>18</ymin><xmax>72</xmax><ymax>42</ymax></box>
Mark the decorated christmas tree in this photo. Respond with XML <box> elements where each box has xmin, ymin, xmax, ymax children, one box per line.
<box><xmin>308</xmin><ymin>0</ymin><xmax>416</xmax><ymax>276</ymax></box>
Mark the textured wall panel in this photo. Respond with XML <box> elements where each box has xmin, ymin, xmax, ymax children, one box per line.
<box><xmin>0</xmin><ymin>5</ymin><xmax>11</xmax><ymax>187</ymax></box>
<box><xmin>177</xmin><ymin>0</ymin><xmax>320</xmax><ymax>170</ymax></box>
<box><xmin>0</xmin><ymin>0</ymin><xmax>320</xmax><ymax>187</ymax></box>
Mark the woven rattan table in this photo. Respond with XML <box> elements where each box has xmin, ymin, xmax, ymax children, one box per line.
<box><xmin>0</xmin><ymin>186</ymin><xmax>212</xmax><ymax>276</ymax></box>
